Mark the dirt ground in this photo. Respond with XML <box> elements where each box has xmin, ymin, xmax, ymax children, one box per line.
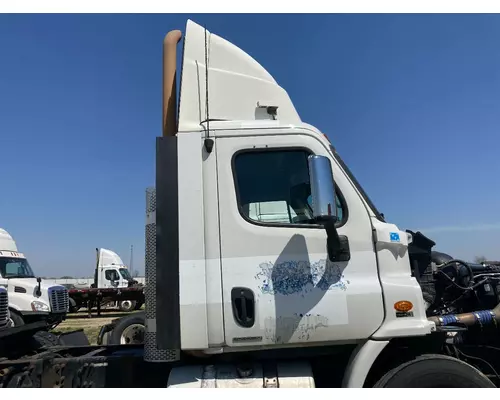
<box><xmin>52</xmin><ymin>310</ymin><xmax>136</xmax><ymax>345</ymax></box>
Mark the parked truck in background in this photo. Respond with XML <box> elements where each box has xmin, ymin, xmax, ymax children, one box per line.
<box><xmin>0</xmin><ymin>228</ymin><xmax>69</xmax><ymax>327</ymax></box>
<box><xmin>67</xmin><ymin>248</ymin><xmax>144</xmax><ymax>315</ymax></box>
<box><xmin>91</xmin><ymin>248</ymin><xmax>135</xmax><ymax>289</ymax></box>
<box><xmin>1</xmin><ymin>20</ymin><xmax>500</xmax><ymax>388</ymax></box>
<box><xmin>93</xmin><ymin>248</ymin><xmax>143</xmax><ymax>312</ymax></box>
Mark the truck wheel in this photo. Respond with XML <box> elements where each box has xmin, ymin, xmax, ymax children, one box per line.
<box><xmin>108</xmin><ymin>312</ymin><xmax>145</xmax><ymax>345</ymax></box>
<box><xmin>373</xmin><ymin>354</ymin><xmax>495</xmax><ymax>388</ymax></box>
<box><xmin>9</xmin><ymin>310</ymin><xmax>24</xmax><ymax>327</ymax></box>
<box><xmin>119</xmin><ymin>300</ymin><xmax>137</xmax><ymax>312</ymax></box>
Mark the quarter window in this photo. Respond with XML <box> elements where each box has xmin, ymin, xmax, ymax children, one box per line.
<box><xmin>233</xmin><ymin>149</ymin><xmax>345</xmax><ymax>225</ymax></box>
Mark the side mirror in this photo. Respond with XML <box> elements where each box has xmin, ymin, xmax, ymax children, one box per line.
<box><xmin>36</xmin><ymin>277</ymin><xmax>42</xmax><ymax>297</ymax></box>
<box><xmin>308</xmin><ymin>154</ymin><xmax>351</xmax><ymax>263</ymax></box>
<box><xmin>308</xmin><ymin>155</ymin><xmax>337</xmax><ymax>222</ymax></box>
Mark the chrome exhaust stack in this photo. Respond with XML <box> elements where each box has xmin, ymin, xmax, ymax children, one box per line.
<box><xmin>162</xmin><ymin>30</ymin><xmax>182</xmax><ymax>138</ymax></box>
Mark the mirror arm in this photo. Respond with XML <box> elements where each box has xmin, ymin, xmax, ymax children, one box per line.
<box><xmin>323</xmin><ymin>218</ymin><xmax>351</xmax><ymax>262</ymax></box>
<box><xmin>324</xmin><ymin>219</ymin><xmax>341</xmax><ymax>261</ymax></box>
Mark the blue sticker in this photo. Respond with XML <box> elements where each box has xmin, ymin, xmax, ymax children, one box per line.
<box><xmin>390</xmin><ymin>232</ymin><xmax>400</xmax><ymax>242</ymax></box>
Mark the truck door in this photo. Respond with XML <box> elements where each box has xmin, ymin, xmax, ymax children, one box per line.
<box><xmin>216</xmin><ymin>132</ymin><xmax>384</xmax><ymax>347</ymax></box>
<box><xmin>103</xmin><ymin>268</ymin><xmax>120</xmax><ymax>288</ymax></box>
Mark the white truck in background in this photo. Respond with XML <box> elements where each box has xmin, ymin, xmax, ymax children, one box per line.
<box><xmin>0</xmin><ymin>285</ymin><xmax>78</xmax><ymax>354</ymax></box>
<box><xmin>0</xmin><ymin>228</ymin><xmax>69</xmax><ymax>327</ymax></box>
<box><xmin>67</xmin><ymin>248</ymin><xmax>144</xmax><ymax>315</ymax></box>
<box><xmin>92</xmin><ymin>248</ymin><xmax>135</xmax><ymax>289</ymax></box>
<box><xmin>94</xmin><ymin>248</ymin><xmax>142</xmax><ymax>312</ymax></box>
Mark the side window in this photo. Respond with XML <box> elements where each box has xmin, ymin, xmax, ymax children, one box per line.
<box><xmin>234</xmin><ymin>149</ymin><xmax>346</xmax><ymax>226</ymax></box>
<box><xmin>105</xmin><ymin>269</ymin><xmax>119</xmax><ymax>281</ymax></box>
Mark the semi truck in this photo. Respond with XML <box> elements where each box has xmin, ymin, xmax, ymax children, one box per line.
<box><xmin>67</xmin><ymin>248</ymin><xmax>144</xmax><ymax>315</ymax></box>
<box><xmin>93</xmin><ymin>248</ymin><xmax>134</xmax><ymax>289</ymax></box>
<box><xmin>0</xmin><ymin>287</ymin><xmax>64</xmax><ymax>355</ymax></box>
<box><xmin>0</xmin><ymin>19</ymin><xmax>499</xmax><ymax>388</ymax></box>
<box><xmin>0</xmin><ymin>228</ymin><xmax>69</xmax><ymax>327</ymax></box>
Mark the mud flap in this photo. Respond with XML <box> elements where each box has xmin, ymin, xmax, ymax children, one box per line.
<box><xmin>58</xmin><ymin>329</ymin><xmax>90</xmax><ymax>346</ymax></box>
<box><xmin>97</xmin><ymin>322</ymin><xmax>116</xmax><ymax>345</ymax></box>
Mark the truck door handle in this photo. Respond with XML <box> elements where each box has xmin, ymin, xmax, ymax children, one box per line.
<box><xmin>231</xmin><ymin>287</ymin><xmax>255</xmax><ymax>328</ymax></box>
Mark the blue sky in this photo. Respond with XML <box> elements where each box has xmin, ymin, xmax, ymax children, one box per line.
<box><xmin>1</xmin><ymin>14</ymin><xmax>499</xmax><ymax>277</ymax></box>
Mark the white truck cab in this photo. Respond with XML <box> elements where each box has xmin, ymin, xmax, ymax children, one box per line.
<box><xmin>145</xmin><ymin>20</ymin><xmax>433</xmax><ymax>372</ymax></box>
<box><xmin>0</xmin><ymin>19</ymin><xmax>495</xmax><ymax>389</ymax></box>
<box><xmin>94</xmin><ymin>248</ymin><xmax>133</xmax><ymax>289</ymax></box>
<box><xmin>0</xmin><ymin>228</ymin><xmax>68</xmax><ymax>327</ymax></box>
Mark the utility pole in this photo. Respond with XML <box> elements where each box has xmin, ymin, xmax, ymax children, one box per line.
<box><xmin>129</xmin><ymin>245</ymin><xmax>134</xmax><ymax>276</ymax></box>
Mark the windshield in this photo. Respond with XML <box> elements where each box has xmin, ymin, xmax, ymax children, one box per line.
<box><xmin>0</xmin><ymin>257</ymin><xmax>35</xmax><ymax>278</ymax></box>
<box><xmin>119</xmin><ymin>268</ymin><xmax>132</xmax><ymax>280</ymax></box>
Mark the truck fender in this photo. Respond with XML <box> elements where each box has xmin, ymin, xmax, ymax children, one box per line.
<box><xmin>8</xmin><ymin>303</ymin><xmax>22</xmax><ymax>312</ymax></box>
<box><xmin>341</xmin><ymin>339</ymin><xmax>389</xmax><ymax>388</ymax></box>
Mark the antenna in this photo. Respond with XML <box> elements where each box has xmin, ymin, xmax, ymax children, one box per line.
<box><xmin>129</xmin><ymin>245</ymin><xmax>134</xmax><ymax>276</ymax></box>
<box><xmin>204</xmin><ymin>25</ymin><xmax>210</xmax><ymax>138</ymax></box>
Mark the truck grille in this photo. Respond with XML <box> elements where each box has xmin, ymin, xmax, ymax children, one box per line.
<box><xmin>0</xmin><ymin>288</ymin><xmax>8</xmax><ymax>328</ymax></box>
<box><xmin>48</xmin><ymin>286</ymin><xmax>69</xmax><ymax>313</ymax></box>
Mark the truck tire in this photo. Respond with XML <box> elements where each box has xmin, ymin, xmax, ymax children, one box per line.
<box><xmin>108</xmin><ymin>312</ymin><xmax>145</xmax><ymax>345</ymax></box>
<box><xmin>9</xmin><ymin>310</ymin><xmax>24</xmax><ymax>327</ymax></box>
<box><xmin>373</xmin><ymin>354</ymin><xmax>495</xmax><ymax>388</ymax></box>
<box><xmin>119</xmin><ymin>300</ymin><xmax>137</xmax><ymax>312</ymax></box>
